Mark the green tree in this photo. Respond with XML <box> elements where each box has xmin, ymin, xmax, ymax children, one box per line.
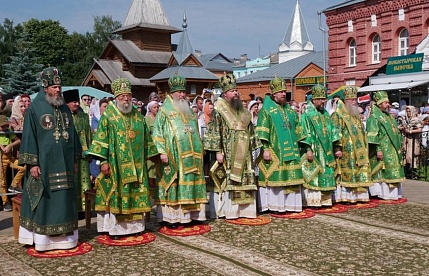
<box><xmin>2</xmin><ymin>34</ymin><xmax>43</xmax><ymax>95</ymax></box>
<box><xmin>23</xmin><ymin>19</ymin><xmax>68</xmax><ymax>67</ymax></box>
<box><xmin>92</xmin><ymin>15</ymin><xmax>122</xmax><ymax>54</ymax></box>
<box><xmin>0</xmin><ymin>19</ymin><xmax>23</xmax><ymax>80</ymax></box>
<box><xmin>61</xmin><ymin>16</ymin><xmax>121</xmax><ymax>85</ymax></box>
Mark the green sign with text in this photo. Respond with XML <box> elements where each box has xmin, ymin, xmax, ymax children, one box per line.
<box><xmin>386</xmin><ymin>53</ymin><xmax>423</xmax><ymax>75</ymax></box>
<box><xmin>295</xmin><ymin>76</ymin><xmax>328</xmax><ymax>86</ymax></box>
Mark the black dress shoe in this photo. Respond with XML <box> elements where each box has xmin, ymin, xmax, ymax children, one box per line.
<box><xmin>166</xmin><ymin>223</ymin><xmax>179</xmax><ymax>229</ymax></box>
<box><xmin>109</xmin><ymin>235</ymin><xmax>122</xmax><ymax>240</ymax></box>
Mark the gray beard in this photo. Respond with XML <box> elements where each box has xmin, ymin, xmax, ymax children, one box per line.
<box><xmin>345</xmin><ymin>103</ymin><xmax>361</xmax><ymax>119</ymax></box>
<box><xmin>45</xmin><ymin>94</ymin><xmax>64</xmax><ymax>107</ymax></box>
<box><xmin>230</xmin><ymin>98</ymin><xmax>244</xmax><ymax>112</ymax></box>
<box><xmin>116</xmin><ymin>101</ymin><xmax>133</xmax><ymax>114</ymax></box>
<box><xmin>173</xmin><ymin>99</ymin><xmax>192</xmax><ymax>115</ymax></box>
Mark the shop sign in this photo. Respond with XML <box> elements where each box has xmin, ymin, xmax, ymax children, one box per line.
<box><xmin>295</xmin><ymin>76</ymin><xmax>328</xmax><ymax>86</ymax></box>
<box><xmin>386</xmin><ymin>53</ymin><xmax>423</xmax><ymax>75</ymax></box>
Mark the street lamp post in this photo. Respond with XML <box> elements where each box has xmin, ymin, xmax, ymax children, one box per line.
<box><xmin>317</xmin><ymin>11</ymin><xmax>327</xmax><ymax>89</ymax></box>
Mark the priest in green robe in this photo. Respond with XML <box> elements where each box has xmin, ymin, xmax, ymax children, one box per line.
<box><xmin>88</xmin><ymin>78</ymin><xmax>158</xmax><ymax>238</ymax></box>
<box><xmin>64</xmin><ymin>89</ymin><xmax>92</xmax><ymax>217</ymax></box>
<box><xmin>300</xmin><ymin>85</ymin><xmax>340</xmax><ymax>207</ymax></box>
<box><xmin>331</xmin><ymin>86</ymin><xmax>372</xmax><ymax>203</ymax></box>
<box><xmin>366</xmin><ymin>90</ymin><xmax>405</xmax><ymax>200</ymax></box>
<box><xmin>152</xmin><ymin>75</ymin><xmax>207</xmax><ymax>228</ymax></box>
<box><xmin>18</xmin><ymin>67</ymin><xmax>82</xmax><ymax>251</ymax></box>
<box><xmin>255</xmin><ymin>77</ymin><xmax>305</xmax><ymax>213</ymax></box>
<box><xmin>204</xmin><ymin>73</ymin><xmax>262</xmax><ymax>219</ymax></box>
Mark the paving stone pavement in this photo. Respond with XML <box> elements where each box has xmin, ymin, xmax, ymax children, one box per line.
<box><xmin>1</xmin><ymin>179</ymin><xmax>427</xmax><ymax>238</ymax></box>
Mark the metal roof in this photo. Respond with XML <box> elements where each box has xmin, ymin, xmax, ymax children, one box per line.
<box><xmin>323</xmin><ymin>0</ymin><xmax>366</xmax><ymax>12</ymax></box>
<box><xmin>95</xmin><ymin>59</ymin><xmax>154</xmax><ymax>87</ymax></box>
<box><xmin>198</xmin><ymin>53</ymin><xmax>233</xmax><ymax>72</ymax></box>
<box><xmin>237</xmin><ymin>51</ymin><xmax>326</xmax><ymax>83</ymax></box>
<box><xmin>281</xmin><ymin>0</ymin><xmax>312</xmax><ymax>48</ymax></box>
<box><xmin>149</xmin><ymin>66</ymin><xmax>219</xmax><ymax>82</ymax></box>
<box><xmin>111</xmin><ymin>40</ymin><xmax>171</xmax><ymax>64</ymax></box>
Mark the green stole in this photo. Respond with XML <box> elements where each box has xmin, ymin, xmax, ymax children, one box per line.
<box><xmin>370</xmin><ymin>105</ymin><xmax>401</xmax><ymax>152</ymax></box>
<box><xmin>162</xmin><ymin>96</ymin><xmax>201</xmax><ymax>175</ymax></box>
<box><xmin>335</xmin><ymin>100</ymin><xmax>369</xmax><ymax>166</ymax></box>
<box><xmin>263</xmin><ymin>97</ymin><xmax>298</xmax><ymax>163</ymax></box>
<box><xmin>215</xmin><ymin>98</ymin><xmax>251</xmax><ymax>182</ymax></box>
<box><xmin>305</xmin><ymin>101</ymin><xmax>335</xmax><ymax>167</ymax></box>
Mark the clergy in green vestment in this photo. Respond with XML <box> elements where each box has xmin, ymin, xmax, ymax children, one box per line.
<box><xmin>205</xmin><ymin>73</ymin><xmax>262</xmax><ymax>219</ymax></box>
<box><xmin>366</xmin><ymin>90</ymin><xmax>405</xmax><ymax>200</ymax></box>
<box><xmin>64</xmin><ymin>89</ymin><xmax>92</xmax><ymax>215</ymax></box>
<box><xmin>152</xmin><ymin>75</ymin><xmax>207</xmax><ymax>229</ymax></box>
<box><xmin>331</xmin><ymin>86</ymin><xmax>372</xmax><ymax>203</ymax></box>
<box><xmin>256</xmin><ymin>77</ymin><xmax>305</xmax><ymax>213</ymax></box>
<box><xmin>300</xmin><ymin>85</ymin><xmax>340</xmax><ymax>207</ymax></box>
<box><xmin>88</xmin><ymin>78</ymin><xmax>158</xmax><ymax>238</ymax></box>
<box><xmin>18</xmin><ymin>67</ymin><xmax>82</xmax><ymax>251</ymax></box>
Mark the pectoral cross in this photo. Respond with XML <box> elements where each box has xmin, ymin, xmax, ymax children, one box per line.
<box><xmin>53</xmin><ymin>130</ymin><xmax>61</xmax><ymax>142</ymax></box>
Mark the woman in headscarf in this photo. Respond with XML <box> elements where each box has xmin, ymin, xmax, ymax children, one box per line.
<box><xmin>399</xmin><ymin>106</ymin><xmax>422</xmax><ymax>178</ymax></box>
<box><xmin>9</xmin><ymin>96</ymin><xmax>26</xmax><ymax>131</ymax></box>
<box><xmin>248</xmin><ymin>100</ymin><xmax>259</xmax><ymax>126</ymax></box>
<box><xmin>145</xmin><ymin>100</ymin><xmax>160</xmax><ymax>202</ymax></box>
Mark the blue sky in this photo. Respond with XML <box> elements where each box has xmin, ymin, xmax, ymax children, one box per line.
<box><xmin>0</xmin><ymin>0</ymin><xmax>342</xmax><ymax>59</ymax></box>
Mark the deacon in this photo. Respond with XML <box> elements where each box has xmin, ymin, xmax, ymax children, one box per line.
<box><xmin>331</xmin><ymin>86</ymin><xmax>372</xmax><ymax>203</ymax></box>
<box><xmin>63</xmin><ymin>89</ymin><xmax>92</xmax><ymax>218</ymax></box>
<box><xmin>88</xmin><ymin>78</ymin><xmax>158</xmax><ymax>239</ymax></box>
<box><xmin>300</xmin><ymin>85</ymin><xmax>339</xmax><ymax>207</ymax></box>
<box><xmin>204</xmin><ymin>73</ymin><xmax>262</xmax><ymax>219</ymax></box>
<box><xmin>152</xmin><ymin>74</ymin><xmax>207</xmax><ymax>229</ymax></box>
<box><xmin>366</xmin><ymin>90</ymin><xmax>405</xmax><ymax>200</ymax></box>
<box><xmin>18</xmin><ymin>67</ymin><xmax>82</xmax><ymax>251</ymax></box>
<box><xmin>256</xmin><ymin>77</ymin><xmax>305</xmax><ymax>212</ymax></box>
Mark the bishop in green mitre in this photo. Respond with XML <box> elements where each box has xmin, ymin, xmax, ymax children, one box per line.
<box><xmin>300</xmin><ymin>84</ymin><xmax>340</xmax><ymax>207</ymax></box>
<box><xmin>204</xmin><ymin>73</ymin><xmax>262</xmax><ymax>219</ymax></box>
<box><xmin>331</xmin><ymin>86</ymin><xmax>372</xmax><ymax>203</ymax></box>
<box><xmin>88</xmin><ymin>78</ymin><xmax>158</xmax><ymax>238</ymax></box>
<box><xmin>366</xmin><ymin>90</ymin><xmax>405</xmax><ymax>200</ymax></box>
<box><xmin>256</xmin><ymin>77</ymin><xmax>305</xmax><ymax>213</ymax></box>
<box><xmin>18</xmin><ymin>67</ymin><xmax>82</xmax><ymax>251</ymax></box>
<box><xmin>152</xmin><ymin>75</ymin><xmax>207</xmax><ymax>229</ymax></box>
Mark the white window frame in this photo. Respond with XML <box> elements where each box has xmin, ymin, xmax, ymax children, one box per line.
<box><xmin>349</xmin><ymin>39</ymin><xmax>357</xmax><ymax>66</ymax></box>
<box><xmin>348</xmin><ymin>20</ymin><xmax>353</xmax><ymax>32</ymax></box>
<box><xmin>399</xmin><ymin>9</ymin><xmax>405</xmax><ymax>21</ymax></box>
<box><xmin>372</xmin><ymin>34</ymin><xmax>381</xmax><ymax>63</ymax></box>
<box><xmin>371</xmin><ymin>14</ymin><xmax>377</xmax><ymax>27</ymax></box>
<box><xmin>398</xmin><ymin>28</ymin><xmax>409</xmax><ymax>56</ymax></box>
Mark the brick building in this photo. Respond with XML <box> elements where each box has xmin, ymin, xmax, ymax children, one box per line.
<box><xmin>323</xmin><ymin>0</ymin><xmax>429</xmax><ymax>92</ymax></box>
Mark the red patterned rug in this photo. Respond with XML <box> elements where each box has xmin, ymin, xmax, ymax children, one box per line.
<box><xmin>339</xmin><ymin>201</ymin><xmax>379</xmax><ymax>209</ymax></box>
<box><xmin>370</xmin><ymin>197</ymin><xmax>408</xmax><ymax>205</ymax></box>
<box><xmin>270</xmin><ymin>209</ymin><xmax>315</xmax><ymax>219</ymax></box>
<box><xmin>159</xmin><ymin>224</ymin><xmax>211</xmax><ymax>236</ymax></box>
<box><xmin>225</xmin><ymin>216</ymin><xmax>272</xmax><ymax>226</ymax></box>
<box><xmin>96</xmin><ymin>232</ymin><xmax>156</xmax><ymax>246</ymax></box>
<box><xmin>309</xmin><ymin>205</ymin><xmax>349</xmax><ymax>214</ymax></box>
<box><xmin>26</xmin><ymin>242</ymin><xmax>92</xmax><ymax>258</ymax></box>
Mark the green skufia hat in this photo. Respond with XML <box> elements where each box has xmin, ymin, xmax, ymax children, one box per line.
<box><xmin>311</xmin><ymin>84</ymin><xmax>326</xmax><ymax>99</ymax></box>
<box><xmin>344</xmin><ymin>85</ymin><xmax>358</xmax><ymax>99</ymax></box>
<box><xmin>168</xmin><ymin>74</ymin><xmax>187</xmax><ymax>93</ymax></box>
<box><xmin>111</xmin><ymin>78</ymin><xmax>132</xmax><ymax>98</ymax></box>
<box><xmin>373</xmin><ymin>90</ymin><xmax>389</xmax><ymax>105</ymax></box>
<box><xmin>269</xmin><ymin>77</ymin><xmax>287</xmax><ymax>94</ymax></box>
<box><xmin>219</xmin><ymin>73</ymin><xmax>237</xmax><ymax>93</ymax></box>
<box><xmin>40</xmin><ymin>67</ymin><xmax>62</xmax><ymax>88</ymax></box>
